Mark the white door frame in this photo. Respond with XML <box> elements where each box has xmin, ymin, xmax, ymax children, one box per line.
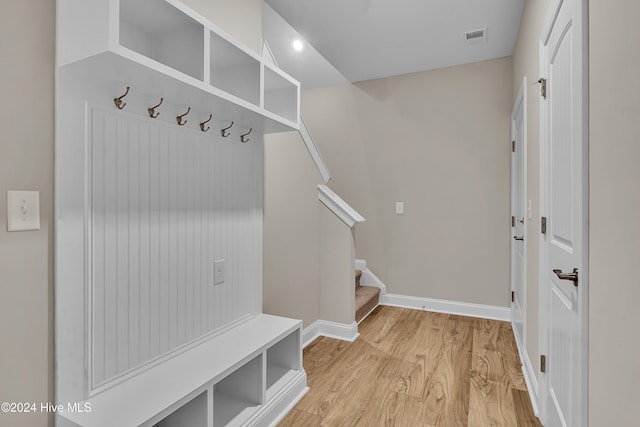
<box><xmin>511</xmin><ymin>78</ymin><xmax>528</xmax><ymax>336</ymax></box>
<box><xmin>538</xmin><ymin>0</ymin><xmax>589</xmax><ymax>425</ymax></box>
<box><xmin>511</xmin><ymin>77</ymin><xmax>537</xmax><ymax>409</ymax></box>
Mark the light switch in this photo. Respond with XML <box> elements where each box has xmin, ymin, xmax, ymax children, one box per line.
<box><xmin>395</xmin><ymin>202</ymin><xmax>404</xmax><ymax>214</ymax></box>
<box><xmin>214</xmin><ymin>259</ymin><xmax>226</xmax><ymax>285</ymax></box>
<box><xmin>7</xmin><ymin>191</ymin><xmax>40</xmax><ymax>232</ymax></box>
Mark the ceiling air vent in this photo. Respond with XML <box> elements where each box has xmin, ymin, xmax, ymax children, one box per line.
<box><xmin>464</xmin><ymin>28</ymin><xmax>487</xmax><ymax>44</ymax></box>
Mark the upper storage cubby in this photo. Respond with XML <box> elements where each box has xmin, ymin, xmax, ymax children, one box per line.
<box><xmin>210</xmin><ymin>32</ymin><xmax>260</xmax><ymax>106</ymax></box>
<box><xmin>120</xmin><ymin>0</ymin><xmax>204</xmax><ymax>81</ymax></box>
<box><xmin>264</xmin><ymin>65</ymin><xmax>299</xmax><ymax>124</ymax></box>
<box><xmin>56</xmin><ymin>0</ymin><xmax>300</xmax><ymax>133</ymax></box>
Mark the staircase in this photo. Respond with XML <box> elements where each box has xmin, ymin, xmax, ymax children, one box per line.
<box><xmin>355</xmin><ymin>269</ymin><xmax>380</xmax><ymax>322</ymax></box>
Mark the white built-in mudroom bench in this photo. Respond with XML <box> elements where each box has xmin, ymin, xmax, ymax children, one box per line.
<box><xmin>55</xmin><ymin>1</ymin><xmax>306</xmax><ymax>425</ymax></box>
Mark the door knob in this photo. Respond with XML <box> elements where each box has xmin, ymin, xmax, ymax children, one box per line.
<box><xmin>514</xmin><ymin>236</ymin><xmax>524</xmax><ymax>241</ymax></box>
<box><xmin>553</xmin><ymin>268</ymin><xmax>579</xmax><ymax>287</ymax></box>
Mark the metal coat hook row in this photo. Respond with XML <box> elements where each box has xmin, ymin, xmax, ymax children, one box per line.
<box><xmin>114</xmin><ymin>86</ymin><xmax>130</xmax><ymax>110</ymax></box>
<box><xmin>200</xmin><ymin>114</ymin><xmax>213</xmax><ymax>132</ymax></box>
<box><xmin>240</xmin><ymin>128</ymin><xmax>252</xmax><ymax>143</ymax></box>
<box><xmin>221</xmin><ymin>121</ymin><xmax>234</xmax><ymax>137</ymax></box>
<box><xmin>176</xmin><ymin>107</ymin><xmax>191</xmax><ymax>126</ymax></box>
<box><xmin>148</xmin><ymin>97</ymin><xmax>163</xmax><ymax>118</ymax></box>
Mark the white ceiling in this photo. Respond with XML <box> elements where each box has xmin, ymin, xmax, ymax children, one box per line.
<box><xmin>262</xmin><ymin>3</ymin><xmax>349</xmax><ymax>89</ymax></box>
<box><xmin>263</xmin><ymin>0</ymin><xmax>525</xmax><ymax>84</ymax></box>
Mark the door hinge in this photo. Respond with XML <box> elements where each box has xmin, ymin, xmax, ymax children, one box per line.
<box><xmin>512</xmin><ymin>140</ymin><xmax>516</xmax><ymax>152</ymax></box>
<box><xmin>511</xmin><ymin>216</ymin><xmax>515</xmax><ymax>227</ymax></box>
<box><xmin>537</xmin><ymin>78</ymin><xmax>547</xmax><ymax>99</ymax></box>
<box><xmin>511</xmin><ymin>291</ymin><xmax>515</xmax><ymax>302</ymax></box>
<box><xmin>541</xmin><ymin>216</ymin><xmax>547</xmax><ymax>234</ymax></box>
<box><xmin>540</xmin><ymin>354</ymin><xmax>547</xmax><ymax>373</ymax></box>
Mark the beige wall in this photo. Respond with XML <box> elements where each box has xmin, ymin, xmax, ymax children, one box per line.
<box><xmin>511</xmin><ymin>0</ymin><xmax>551</xmax><ymax>392</ymax></box>
<box><xmin>183</xmin><ymin>0</ymin><xmax>262</xmax><ymax>54</ymax></box>
<box><xmin>302</xmin><ymin>57</ymin><xmax>513</xmax><ymax>306</ymax></box>
<box><xmin>319</xmin><ymin>209</ymin><xmax>356</xmax><ymax>325</ymax></box>
<box><xmin>589</xmin><ymin>1</ymin><xmax>640</xmax><ymax>424</ymax></box>
<box><xmin>0</xmin><ymin>2</ymin><xmax>55</xmax><ymax>426</ymax></box>
<box><xmin>263</xmin><ymin>132</ymin><xmax>322</xmax><ymax>326</ymax></box>
<box><xmin>263</xmin><ymin>131</ymin><xmax>359</xmax><ymax>328</ymax></box>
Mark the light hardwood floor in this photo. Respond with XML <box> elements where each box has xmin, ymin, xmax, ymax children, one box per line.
<box><xmin>279</xmin><ymin>305</ymin><xmax>541</xmax><ymax>427</ymax></box>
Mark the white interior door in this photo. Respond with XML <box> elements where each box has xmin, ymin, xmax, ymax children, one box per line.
<box><xmin>511</xmin><ymin>79</ymin><xmax>526</xmax><ymax>350</ymax></box>
<box><xmin>540</xmin><ymin>0</ymin><xmax>588</xmax><ymax>425</ymax></box>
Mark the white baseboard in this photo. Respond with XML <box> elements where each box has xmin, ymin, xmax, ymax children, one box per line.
<box><xmin>381</xmin><ymin>293</ymin><xmax>510</xmax><ymax>321</ymax></box>
<box><xmin>254</xmin><ymin>370</ymin><xmax>308</xmax><ymax>427</ymax></box>
<box><xmin>513</xmin><ymin>327</ymin><xmax>539</xmax><ymax>416</ymax></box>
<box><xmin>520</xmin><ymin>348</ymin><xmax>539</xmax><ymax>416</ymax></box>
<box><xmin>303</xmin><ymin>320</ymin><xmax>359</xmax><ymax>347</ymax></box>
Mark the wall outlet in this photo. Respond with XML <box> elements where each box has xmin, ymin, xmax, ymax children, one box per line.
<box><xmin>7</xmin><ymin>191</ymin><xmax>40</xmax><ymax>231</ymax></box>
<box><xmin>395</xmin><ymin>202</ymin><xmax>405</xmax><ymax>214</ymax></box>
<box><xmin>214</xmin><ymin>259</ymin><xmax>226</xmax><ymax>285</ymax></box>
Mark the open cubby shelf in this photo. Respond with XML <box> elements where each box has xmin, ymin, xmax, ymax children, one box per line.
<box><xmin>58</xmin><ymin>0</ymin><xmax>299</xmax><ymax>133</ymax></box>
<box><xmin>210</xmin><ymin>32</ymin><xmax>261</xmax><ymax>106</ymax></box>
<box><xmin>58</xmin><ymin>315</ymin><xmax>306</xmax><ymax>427</ymax></box>
<box><xmin>120</xmin><ymin>0</ymin><xmax>205</xmax><ymax>81</ymax></box>
<box><xmin>264</xmin><ymin>65</ymin><xmax>299</xmax><ymax>124</ymax></box>
<box><xmin>153</xmin><ymin>391</ymin><xmax>207</xmax><ymax>427</ymax></box>
<box><xmin>213</xmin><ymin>354</ymin><xmax>264</xmax><ymax>426</ymax></box>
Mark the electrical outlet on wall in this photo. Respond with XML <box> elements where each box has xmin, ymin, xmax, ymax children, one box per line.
<box><xmin>214</xmin><ymin>259</ymin><xmax>225</xmax><ymax>285</ymax></box>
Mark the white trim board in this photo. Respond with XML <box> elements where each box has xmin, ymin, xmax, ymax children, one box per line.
<box><xmin>318</xmin><ymin>185</ymin><xmax>365</xmax><ymax>228</ymax></box>
<box><xmin>380</xmin><ymin>294</ymin><xmax>510</xmax><ymax>322</ymax></box>
<box><xmin>300</xmin><ymin>116</ymin><xmax>332</xmax><ymax>184</ymax></box>
<box><xmin>302</xmin><ymin>320</ymin><xmax>359</xmax><ymax>348</ymax></box>
<box><xmin>517</xmin><ymin>335</ymin><xmax>540</xmax><ymax>416</ymax></box>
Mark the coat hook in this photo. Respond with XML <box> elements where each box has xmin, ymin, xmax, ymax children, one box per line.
<box><xmin>240</xmin><ymin>128</ymin><xmax>252</xmax><ymax>143</ymax></box>
<box><xmin>114</xmin><ymin>86</ymin><xmax>130</xmax><ymax>110</ymax></box>
<box><xmin>221</xmin><ymin>121</ymin><xmax>234</xmax><ymax>137</ymax></box>
<box><xmin>200</xmin><ymin>114</ymin><xmax>213</xmax><ymax>132</ymax></box>
<box><xmin>148</xmin><ymin>97</ymin><xmax>164</xmax><ymax>118</ymax></box>
<box><xmin>176</xmin><ymin>107</ymin><xmax>191</xmax><ymax>126</ymax></box>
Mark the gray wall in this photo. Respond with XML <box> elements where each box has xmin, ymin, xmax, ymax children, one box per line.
<box><xmin>302</xmin><ymin>57</ymin><xmax>513</xmax><ymax>306</ymax></box>
<box><xmin>589</xmin><ymin>1</ymin><xmax>640</xmax><ymax>423</ymax></box>
<box><xmin>0</xmin><ymin>1</ymin><xmax>55</xmax><ymax>426</ymax></box>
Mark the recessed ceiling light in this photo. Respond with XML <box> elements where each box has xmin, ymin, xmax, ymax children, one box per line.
<box><xmin>292</xmin><ymin>39</ymin><xmax>304</xmax><ymax>52</ymax></box>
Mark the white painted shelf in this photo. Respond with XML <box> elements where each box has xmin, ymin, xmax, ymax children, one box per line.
<box><xmin>57</xmin><ymin>314</ymin><xmax>306</xmax><ymax>427</ymax></box>
<box><xmin>58</xmin><ymin>0</ymin><xmax>299</xmax><ymax>133</ymax></box>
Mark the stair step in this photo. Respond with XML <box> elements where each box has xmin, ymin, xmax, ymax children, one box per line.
<box><xmin>355</xmin><ymin>269</ymin><xmax>363</xmax><ymax>289</ymax></box>
<box><xmin>355</xmin><ymin>285</ymin><xmax>379</xmax><ymax>323</ymax></box>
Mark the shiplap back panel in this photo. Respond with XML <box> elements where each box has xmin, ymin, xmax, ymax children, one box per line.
<box><xmin>90</xmin><ymin>107</ymin><xmax>260</xmax><ymax>388</ymax></box>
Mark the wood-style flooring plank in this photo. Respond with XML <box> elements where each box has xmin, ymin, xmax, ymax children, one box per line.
<box><xmin>469</xmin><ymin>376</ymin><xmax>518</xmax><ymax>426</ymax></box>
<box><xmin>278</xmin><ymin>306</ymin><xmax>541</xmax><ymax>427</ymax></box>
<box><xmin>277</xmin><ymin>408</ymin><xmax>322</xmax><ymax>427</ymax></box>
<box><xmin>513</xmin><ymin>389</ymin><xmax>542</xmax><ymax>427</ymax></box>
